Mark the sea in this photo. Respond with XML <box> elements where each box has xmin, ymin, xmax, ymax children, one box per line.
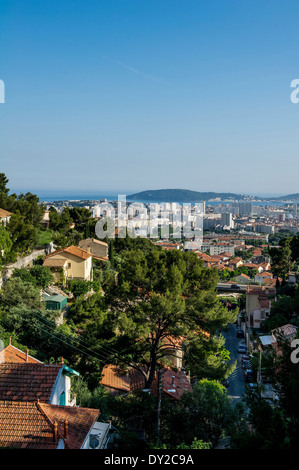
<box><xmin>37</xmin><ymin>192</ymin><xmax>298</xmax><ymax>207</ymax></box>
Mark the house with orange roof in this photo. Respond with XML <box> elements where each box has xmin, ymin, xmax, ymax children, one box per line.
<box><xmin>218</xmin><ymin>251</ymin><xmax>233</xmax><ymax>260</ymax></box>
<box><xmin>43</xmin><ymin>245</ymin><xmax>93</xmax><ymax>283</ymax></box>
<box><xmin>246</xmin><ymin>286</ymin><xmax>276</xmax><ymax>329</ymax></box>
<box><xmin>0</xmin><ymin>339</ymin><xmax>42</xmax><ymax>364</ymax></box>
<box><xmin>79</xmin><ymin>238</ymin><xmax>109</xmax><ymax>261</ymax></box>
<box><xmin>100</xmin><ymin>365</ymin><xmax>192</xmax><ymax>401</ymax></box>
<box><xmin>234</xmin><ymin>273</ymin><xmax>251</xmax><ymax>284</ymax></box>
<box><xmin>0</xmin><ymin>208</ymin><xmax>12</xmax><ymax>227</ymax></box>
<box><xmin>0</xmin><ymin>361</ymin><xmax>80</xmax><ymax>407</ymax></box>
<box><xmin>228</xmin><ymin>257</ymin><xmax>243</xmax><ymax>270</ymax></box>
<box><xmin>0</xmin><ymin>342</ymin><xmax>79</xmax><ymax>407</ymax></box>
<box><xmin>0</xmin><ymin>341</ymin><xmax>113</xmax><ymax>449</ymax></box>
<box><xmin>254</xmin><ymin>271</ymin><xmax>273</xmax><ymax>285</ymax></box>
<box><xmin>0</xmin><ymin>400</ymin><xmax>112</xmax><ymax>449</ymax></box>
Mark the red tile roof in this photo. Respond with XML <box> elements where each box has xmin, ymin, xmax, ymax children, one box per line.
<box><xmin>44</xmin><ymin>245</ymin><xmax>92</xmax><ymax>261</ymax></box>
<box><xmin>0</xmin><ymin>401</ymin><xmax>100</xmax><ymax>449</ymax></box>
<box><xmin>0</xmin><ymin>208</ymin><xmax>12</xmax><ymax>218</ymax></box>
<box><xmin>100</xmin><ymin>366</ymin><xmax>192</xmax><ymax>400</ymax></box>
<box><xmin>39</xmin><ymin>402</ymin><xmax>100</xmax><ymax>449</ymax></box>
<box><xmin>0</xmin><ymin>344</ymin><xmax>42</xmax><ymax>364</ymax></box>
<box><xmin>0</xmin><ymin>401</ymin><xmax>58</xmax><ymax>449</ymax></box>
<box><xmin>43</xmin><ymin>258</ymin><xmax>67</xmax><ymax>267</ymax></box>
<box><xmin>272</xmin><ymin>323</ymin><xmax>298</xmax><ymax>339</ymax></box>
<box><xmin>100</xmin><ymin>365</ymin><xmax>140</xmax><ymax>393</ymax></box>
<box><xmin>0</xmin><ymin>363</ymin><xmax>62</xmax><ymax>403</ymax></box>
<box><xmin>256</xmin><ymin>271</ymin><xmax>273</xmax><ymax>278</ymax></box>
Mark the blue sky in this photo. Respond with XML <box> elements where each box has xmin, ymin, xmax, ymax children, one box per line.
<box><xmin>1</xmin><ymin>0</ymin><xmax>299</xmax><ymax>197</ymax></box>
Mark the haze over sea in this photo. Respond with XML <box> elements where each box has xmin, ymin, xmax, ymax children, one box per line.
<box><xmin>36</xmin><ymin>192</ymin><xmax>295</xmax><ymax>206</ymax></box>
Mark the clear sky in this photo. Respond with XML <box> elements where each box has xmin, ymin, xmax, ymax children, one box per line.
<box><xmin>1</xmin><ymin>0</ymin><xmax>299</xmax><ymax>197</ymax></box>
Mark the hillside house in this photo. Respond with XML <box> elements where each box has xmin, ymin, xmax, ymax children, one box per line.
<box><xmin>0</xmin><ymin>401</ymin><xmax>112</xmax><ymax>449</ymax></box>
<box><xmin>0</xmin><ymin>208</ymin><xmax>12</xmax><ymax>227</ymax></box>
<box><xmin>254</xmin><ymin>271</ymin><xmax>273</xmax><ymax>285</ymax></box>
<box><xmin>234</xmin><ymin>273</ymin><xmax>251</xmax><ymax>284</ymax></box>
<box><xmin>246</xmin><ymin>286</ymin><xmax>276</xmax><ymax>329</ymax></box>
<box><xmin>78</xmin><ymin>238</ymin><xmax>109</xmax><ymax>261</ymax></box>
<box><xmin>43</xmin><ymin>245</ymin><xmax>93</xmax><ymax>283</ymax></box>
<box><xmin>0</xmin><ymin>341</ymin><xmax>112</xmax><ymax>449</ymax></box>
<box><xmin>0</xmin><ymin>347</ymin><xmax>79</xmax><ymax>407</ymax></box>
<box><xmin>100</xmin><ymin>365</ymin><xmax>192</xmax><ymax>400</ymax></box>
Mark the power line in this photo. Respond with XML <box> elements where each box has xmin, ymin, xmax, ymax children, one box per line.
<box><xmin>0</xmin><ymin>296</ymin><xmax>117</xmax><ymax>364</ymax></box>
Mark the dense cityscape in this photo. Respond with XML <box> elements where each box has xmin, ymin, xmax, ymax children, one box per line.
<box><xmin>1</xmin><ymin>0</ymin><xmax>299</xmax><ymax>461</ymax></box>
<box><xmin>0</xmin><ymin>175</ymin><xmax>299</xmax><ymax>452</ymax></box>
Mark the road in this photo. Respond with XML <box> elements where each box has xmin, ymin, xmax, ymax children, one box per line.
<box><xmin>217</xmin><ymin>283</ymin><xmax>247</xmax><ymax>293</ymax></box>
<box><xmin>223</xmin><ymin>322</ymin><xmax>246</xmax><ymax>407</ymax></box>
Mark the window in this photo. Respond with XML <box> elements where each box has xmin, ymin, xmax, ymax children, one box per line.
<box><xmin>67</xmin><ymin>262</ymin><xmax>71</xmax><ymax>269</ymax></box>
<box><xmin>60</xmin><ymin>391</ymin><xmax>65</xmax><ymax>406</ymax></box>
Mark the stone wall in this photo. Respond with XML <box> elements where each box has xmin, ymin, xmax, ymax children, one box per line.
<box><xmin>0</xmin><ymin>242</ymin><xmax>54</xmax><ymax>288</ymax></box>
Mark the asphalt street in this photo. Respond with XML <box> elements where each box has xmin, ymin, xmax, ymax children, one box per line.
<box><xmin>223</xmin><ymin>322</ymin><xmax>246</xmax><ymax>407</ymax></box>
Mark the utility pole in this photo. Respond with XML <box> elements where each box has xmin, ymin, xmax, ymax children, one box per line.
<box><xmin>257</xmin><ymin>349</ymin><xmax>262</xmax><ymax>386</ymax></box>
<box><xmin>156</xmin><ymin>370</ymin><xmax>163</xmax><ymax>443</ymax></box>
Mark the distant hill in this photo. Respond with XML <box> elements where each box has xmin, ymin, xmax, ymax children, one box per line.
<box><xmin>127</xmin><ymin>189</ymin><xmax>250</xmax><ymax>202</ymax></box>
<box><xmin>271</xmin><ymin>193</ymin><xmax>299</xmax><ymax>201</ymax></box>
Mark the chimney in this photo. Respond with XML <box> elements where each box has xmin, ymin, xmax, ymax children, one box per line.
<box><xmin>60</xmin><ymin>357</ymin><xmax>64</xmax><ymax>365</ymax></box>
<box><xmin>53</xmin><ymin>421</ymin><xmax>58</xmax><ymax>442</ymax></box>
<box><xmin>26</xmin><ymin>348</ymin><xmax>29</xmax><ymax>362</ymax></box>
<box><xmin>9</xmin><ymin>337</ymin><xmax>11</xmax><ymax>346</ymax></box>
<box><xmin>171</xmin><ymin>376</ymin><xmax>175</xmax><ymax>387</ymax></box>
<box><xmin>87</xmin><ymin>245</ymin><xmax>91</xmax><ymax>253</ymax></box>
<box><xmin>64</xmin><ymin>419</ymin><xmax>68</xmax><ymax>440</ymax></box>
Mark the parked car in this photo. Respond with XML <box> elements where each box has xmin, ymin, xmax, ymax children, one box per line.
<box><xmin>238</xmin><ymin>344</ymin><xmax>247</xmax><ymax>354</ymax></box>
<box><xmin>241</xmin><ymin>355</ymin><xmax>250</xmax><ymax>363</ymax></box>
<box><xmin>231</xmin><ymin>284</ymin><xmax>241</xmax><ymax>289</ymax></box>
<box><xmin>244</xmin><ymin>369</ymin><xmax>254</xmax><ymax>383</ymax></box>
<box><xmin>236</xmin><ymin>328</ymin><xmax>244</xmax><ymax>338</ymax></box>
<box><xmin>242</xmin><ymin>360</ymin><xmax>251</xmax><ymax>370</ymax></box>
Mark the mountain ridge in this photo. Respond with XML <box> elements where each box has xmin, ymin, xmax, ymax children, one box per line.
<box><xmin>127</xmin><ymin>189</ymin><xmax>299</xmax><ymax>202</ymax></box>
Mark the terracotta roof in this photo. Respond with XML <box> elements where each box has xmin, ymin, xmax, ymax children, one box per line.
<box><xmin>0</xmin><ymin>401</ymin><xmax>58</xmax><ymax>449</ymax></box>
<box><xmin>0</xmin><ymin>208</ymin><xmax>12</xmax><ymax>218</ymax></box>
<box><xmin>90</xmin><ymin>254</ymin><xmax>109</xmax><ymax>261</ymax></box>
<box><xmin>43</xmin><ymin>258</ymin><xmax>67</xmax><ymax>267</ymax></box>
<box><xmin>0</xmin><ymin>344</ymin><xmax>42</xmax><ymax>364</ymax></box>
<box><xmin>44</xmin><ymin>245</ymin><xmax>91</xmax><ymax>261</ymax></box>
<box><xmin>0</xmin><ymin>363</ymin><xmax>62</xmax><ymax>403</ymax></box>
<box><xmin>39</xmin><ymin>402</ymin><xmax>100</xmax><ymax>449</ymax></box>
<box><xmin>263</xmin><ymin>278</ymin><xmax>277</xmax><ymax>286</ymax></box>
<box><xmin>100</xmin><ymin>366</ymin><xmax>192</xmax><ymax>400</ymax></box>
<box><xmin>100</xmin><ymin>365</ymin><xmax>138</xmax><ymax>393</ymax></box>
<box><xmin>0</xmin><ymin>401</ymin><xmax>99</xmax><ymax>449</ymax></box>
<box><xmin>158</xmin><ymin>368</ymin><xmax>192</xmax><ymax>400</ymax></box>
<box><xmin>219</xmin><ymin>251</ymin><xmax>233</xmax><ymax>258</ymax></box>
<box><xmin>79</xmin><ymin>238</ymin><xmax>108</xmax><ymax>247</ymax></box>
<box><xmin>272</xmin><ymin>324</ymin><xmax>298</xmax><ymax>339</ymax></box>
<box><xmin>256</xmin><ymin>271</ymin><xmax>273</xmax><ymax>278</ymax></box>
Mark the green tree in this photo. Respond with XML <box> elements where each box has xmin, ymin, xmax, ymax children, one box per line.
<box><xmin>161</xmin><ymin>379</ymin><xmax>234</xmax><ymax>448</ymax></box>
<box><xmin>1</xmin><ymin>277</ymin><xmax>42</xmax><ymax>310</ymax></box>
<box><xmin>7</xmin><ymin>210</ymin><xmax>37</xmax><ymax>255</ymax></box>
<box><xmin>269</xmin><ymin>238</ymin><xmax>293</xmax><ymax>280</ymax></box>
<box><xmin>103</xmin><ymin>244</ymin><xmax>235</xmax><ymax>390</ymax></box>
<box><xmin>0</xmin><ymin>225</ymin><xmax>13</xmax><ymax>265</ymax></box>
<box><xmin>29</xmin><ymin>265</ymin><xmax>54</xmax><ymax>288</ymax></box>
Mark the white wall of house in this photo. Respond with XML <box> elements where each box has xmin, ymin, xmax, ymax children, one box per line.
<box><xmin>50</xmin><ymin>369</ymin><xmax>73</xmax><ymax>406</ymax></box>
<box><xmin>81</xmin><ymin>422</ymin><xmax>111</xmax><ymax>449</ymax></box>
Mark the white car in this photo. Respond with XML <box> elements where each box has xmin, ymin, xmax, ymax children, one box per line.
<box><xmin>238</xmin><ymin>344</ymin><xmax>247</xmax><ymax>353</ymax></box>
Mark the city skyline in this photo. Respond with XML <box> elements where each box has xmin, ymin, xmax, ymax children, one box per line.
<box><xmin>1</xmin><ymin>1</ymin><xmax>299</xmax><ymax>195</ymax></box>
